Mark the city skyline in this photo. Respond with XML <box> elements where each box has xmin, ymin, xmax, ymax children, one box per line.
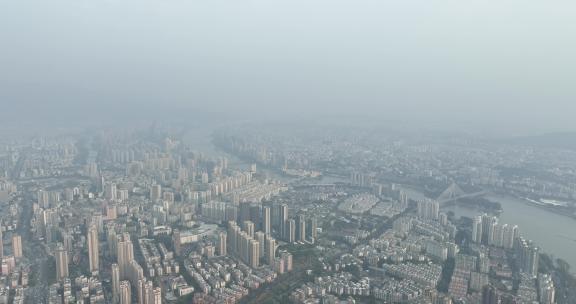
<box><xmin>1</xmin><ymin>0</ymin><xmax>575</xmax><ymax>303</ymax></box>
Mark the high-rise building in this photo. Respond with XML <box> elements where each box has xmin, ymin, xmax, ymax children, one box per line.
<box><xmin>491</xmin><ymin>224</ymin><xmax>505</xmax><ymax>247</ymax></box>
<box><xmin>105</xmin><ymin>183</ymin><xmax>118</xmax><ymax>201</ymax></box>
<box><xmin>120</xmin><ymin>280</ymin><xmax>131</xmax><ymax>304</ymax></box>
<box><xmin>265</xmin><ymin>236</ymin><xmax>276</xmax><ymax>266</ymax></box>
<box><xmin>63</xmin><ymin>232</ymin><xmax>74</xmax><ymax>252</ymax></box>
<box><xmin>271</xmin><ymin>204</ymin><xmax>280</xmax><ymax>229</ymax></box>
<box><xmin>37</xmin><ymin>190</ymin><xmax>51</xmax><ymax>208</ymax></box>
<box><xmin>225</xmin><ymin>205</ymin><xmax>238</xmax><ymax>222</ymax></box>
<box><xmin>262</xmin><ymin>206</ymin><xmax>271</xmax><ymax>235</ymax></box>
<box><xmin>88</xmin><ymin>225</ymin><xmax>100</xmax><ymax>275</ymax></box>
<box><xmin>240</xmin><ymin>232</ymin><xmax>250</xmax><ymax>262</ymax></box>
<box><xmin>106</xmin><ymin>204</ymin><xmax>118</xmax><ymax>220</ymax></box>
<box><xmin>424</xmin><ymin>239</ymin><xmax>448</xmax><ymax>261</ymax></box>
<box><xmin>86</xmin><ymin>162</ymin><xmax>99</xmax><ymax>177</ymax></box>
<box><xmin>297</xmin><ymin>214</ymin><xmax>306</xmax><ymax>242</ymax></box>
<box><xmin>163</xmin><ymin>191</ymin><xmax>175</xmax><ymax>204</ymax></box>
<box><xmin>255</xmin><ymin>231</ymin><xmax>265</xmax><ymax>259</ymax></box>
<box><xmin>517</xmin><ymin>237</ymin><xmax>539</xmax><ymax>276</ymax></box>
<box><xmin>112</xmin><ymin>263</ymin><xmax>120</xmax><ymax>303</ymax></box>
<box><xmin>527</xmin><ymin>246</ymin><xmax>540</xmax><ymax>277</ymax></box>
<box><xmin>218</xmin><ymin>232</ymin><xmax>227</xmax><ymax>256</ymax></box>
<box><xmin>274</xmin><ymin>257</ymin><xmax>285</xmax><ymax>274</ymax></box>
<box><xmin>481</xmin><ymin>214</ymin><xmax>497</xmax><ymax>245</ymax></box>
<box><xmin>281</xmin><ymin>251</ymin><xmax>293</xmax><ymax>272</ymax></box>
<box><xmin>91</xmin><ymin>213</ymin><xmax>104</xmax><ymax>234</ymax></box>
<box><xmin>472</xmin><ymin>216</ymin><xmax>483</xmax><ymax>244</ymax></box>
<box><xmin>307</xmin><ymin>217</ymin><xmax>317</xmax><ymax>243</ymax></box>
<box><xmin>243</xmin><ymin>221</ymin><xmax>255</xmax><ymax>238</ymax></box>
<box><xmin>117</xmin><ymin>233</ymin><xmax>134</xmax><ymax>280</ymax></box>
<box><xmin>0</xmin><ymin>227</ymin><xmax>3</xmax><ymax>258</ymax></box>
<box><xmin>250</xmin><ymin>205</ymin><xmax>262</xmax><ymax>230</ymax></box>
<box><xmin>55</xmin><ymin>243</ymin><xmax>69</xmax><ymax>280</ymax></box>
<box><xmin>128</xmin><ymin>260</ymin><xmax>144</xmax><ymax>291</ymax></box>
<box><xmin>239</xmin><ymin>203</ymin><xmax>251</xmax><ymax>224</ymax></box>
<box><xmin>478</xmin><ymin>253</ymin><xmax>490</xmax><ymax>273</ymax></box>
<box><xmin>286</xmin><ymin>219</ymin><xmax>296</xmax><ymax>243</ymax></box>
<box><xmin>12</xmin><ymin>235</ymin><xmax>22</xmax><ymax>258</ymax></box>
<box><xmin>137</xmin><ymin>279</ymin><xmax>145</xmax><ymax>304</ymax></box>
<box><xmin>228</xmin><ymin>221</ymin><xmax>260</xmax><ymax>268</ymax></box>
<box><xmin>201</xmin><ymin>201</ymin><xmax>228</xmax><ymax>223</ymax></box>
<box><xmin>249</xmin><ymin>239</ymin><xmax>260</xmax><ymax>268</ymax></box>
<box><xmin>172</xmin><ymin>230</ymin><xmax>182</xmax><ymax>256</ymax></box>
<box><xmin>279</xmin><ymin>204</ymin><xmax>288</xmax><ymax>237</ymax></box>
<box><xmin>99</xmin><ymin>175</ymin><xmax>105</xmax><ymax>193</ymax></box>
<box><xmin>143</xmin><ymin>280</ymin><xmax>155</xmax><ymax>304</ymax></box>
<box><xmin>439</xmin><ymin>212</ymin><xmax>449</xmax><ymax>226</ymax></box>
<box><xmin>482</xmin><ymin>285</ymin><xmax>500</xmax><ymax>304</ymax></box>
<box><xmin>150</xmin><ymin>185</ymin><xmax>162</xmax><ymax>202</ymax></box>
<box><xmin>417</xmin><ymin>200</ymin><xmax>439</xmax><ymax>220</ymax></box>
<box><xmin>108</xmin><ymin>230</ymin><xmax>118</xmax><ymax>258</ymax></box>
<box><xmin>117</xmin><ymin>190</ymin><xmax>129</xmax><ymax>202</ymax></box>
<box><xmin>488</xmin><ymin>222</ymin><xmax>497</xmax><ymax>246</ymax></box>
<box><xmin>227</xmin><ymin>222</ymin><xmax>240</xmax><ymax>255</ymax></box>
<box><xmin>151</xmin><ymin>287</ymin><xmax>162</xmax><ymax>304</ymax></box>
<box><xmin>538</xmin><ymin>274</ymin><xmax>556</xmax><ymax>304</ymax></box>
<box><xmin>502</xmin><ymin>225</ymin><xmax>518</xmax><ymax>249</ymax></box>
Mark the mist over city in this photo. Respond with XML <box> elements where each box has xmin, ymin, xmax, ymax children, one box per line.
<box><xmin>1</xmin><ymin>0</ymin><xmax>576</xmax><ymax>303</ymax></box>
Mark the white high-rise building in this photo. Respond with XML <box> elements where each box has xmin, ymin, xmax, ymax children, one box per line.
<box><xmin>151</xmin><ymin>287</ymin><xmax>162</xmax><ymax>304</ymax></box>
<box><xmin>265</xmin><ymin>236</ymin><xmax>276</xmax><ymax>266</ymax></box>
<box><xmin>472</xmin><ymin>216</ymin><xmax>482</xmax><ymax>244</ymax></box>
<box><xmin>243</xmin><ymin>221</ymin><xmax>255</xmax><ymax>238</ymax></box>
<box><xmin>12</xmin><ymin>235</ymin><xmax>22</xmax><ymax>258</ymax></box>
<box><xmin>502</xmin><ymin>225</ymin><xmax>518</xmax><ymax>249</ymax></box>
<box><xmin>249</xmin><ymin>239</ymin><xmax>260</xmax><ymax>268</ymax></box>
<box><xmin>120</xmin><ymin>280</ymin><xmax>131</xmax><ymax>304</ymax></box>
<box><xmin>417</xmin><ymin>200</ymin><xmax>439</xmax><ymax>220</ymax></box>
<box><xmin>105</xmin><ymin>183</ymin><xmax>118</xmax><ymax>201</ymax></box>
<box><xmin>56</xmin><ymin>243</ymin><xmax>69</xmax><ymax>280</ymax></box>
<box><xmin>117</xmin><ymin>233</ymin><xmax>134</xmax><ymax>280</ymax></box>
<box><xmin>538</xmin><ymin>274</ymin><xmax>556</xmax><ymax>304</ymax></box>
<box><xmin>255</xmin><ymin>231</ymin><xmax>265</xmax><ymax>258</ymax></box>
<box><xmin>88</xmin><ymin>225</ymin><xmax>100</xmax><ymax>275</ymax></box>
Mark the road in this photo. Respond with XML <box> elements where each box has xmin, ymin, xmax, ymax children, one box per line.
<box><xmin>18</xmin><ymin>186</ymin><xmax>51</xmax><ymax>304</ymax></box>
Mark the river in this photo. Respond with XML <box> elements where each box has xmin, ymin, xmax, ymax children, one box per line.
<box><xmin>401</xmin><ymin>186</ymin><xmax>576</xmax><ymax>269</ymax></box>
<box><xmin>184</xmin><ymin>130</ymin><xmax>576</xmax><ymax>270</ymax></box>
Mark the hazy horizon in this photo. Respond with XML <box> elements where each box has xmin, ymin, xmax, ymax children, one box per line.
<box><xmin>1</xmin><ymin>0</ymin><xmax>575</xmax><ymax>135</ymax></box>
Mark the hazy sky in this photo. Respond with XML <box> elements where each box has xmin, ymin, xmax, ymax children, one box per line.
<box><xmin>1</xmin><ymin>0</ymin><xmax>575</xmax><ymax>135</ymax></box>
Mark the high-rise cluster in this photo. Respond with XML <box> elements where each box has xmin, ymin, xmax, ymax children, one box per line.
<box><xmin>417</xmin><ymin>200</ymin><xmax>439</xmax><ymax>220</ymax></box>
<box><xmin>516</xmin><ymin>237</ymin><xmax>540</xmax><ymax>276</ymax></box>
<box><xmin>471</xmin><ymin>214</ymin><xmax>518</xmax><ymax>249</ymax></box>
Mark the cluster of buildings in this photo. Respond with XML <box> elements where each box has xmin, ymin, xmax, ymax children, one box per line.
<box><xmin>337</xmin><ymin>194</ymin><xmax>379</xmax><ymax>214</ymax></box>
<box><xmin>471</xmin><ymin>214</ymin><xmax>519</xmax><ymax>250</ymax></box>
<box><xmin>0</xmin><ymin>129</ymin><xmax>303</xmax><ymax>304</ymax></box>
<box><xmin>184</xmin><ymin>255</ymin><xmax>280</xmax><ymax>302</ymax></box>
<box><xmin>290</xmin><ymin>273</ymin><xmax>370</xmax><ymax>302</ymax></box>
<box><xmin>0</xmin><ymin>124</ymin><xmax>571</xmax><ymax>304</ymax></box>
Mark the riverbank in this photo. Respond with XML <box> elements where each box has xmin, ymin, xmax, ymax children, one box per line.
<box><xmin>398</xmin><ymin>185</ymin><xmax>576</xmax><ymax>271</ymax></box>
<box><xmin>508</xmin><ymin>193</ymin><xmax>576</xmax><ymax>221</ymax></box>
